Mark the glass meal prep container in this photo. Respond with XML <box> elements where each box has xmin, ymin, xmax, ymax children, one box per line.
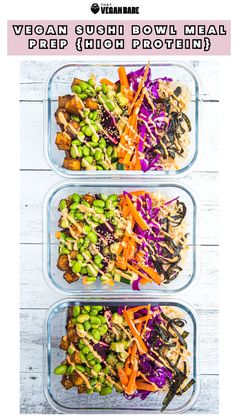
<box><xmin>44</xmin><ymin>61</ymin><xmax>200</xmax><ymax>178</ymax></box>
<box><xmin>43</xmin><ymin>180</ymin><xmax>198</xmax><ymax>295</ymax></box>
<box><xmin>43</xmin><ymin>297</ymin><xmax>199</xmax><ymax>414</ymax></box>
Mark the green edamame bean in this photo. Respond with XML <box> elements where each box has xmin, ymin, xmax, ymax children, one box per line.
<box><xmin>100</xmin><ymin>386</ymin><xmax>113</xmax><ymax>396</ymax></box>
<box><xmin>90</xmin><ymin>323</ymin><xmax>99</xmax><ymax>329</ymax></box>
<box><xmin>105</xmin><ymin>199</ymin><xmax>113</xmax><ymax>210</ymax></box>
<box><xmin>98</xmin><ymin>315</ymin><xmax>106</xmax><ymax>324</ymax></box>
<box><xmin>77</xmin><ymin>146</ymin><xmax>83</xmax><ymax>158</ymax></box>
<box><xmin>105</xmin><ymin>210</ymin><xmax>114</xmax><ymax>219</ymax></box>
<box><xmin>83</xmin><ymin>225</ymin><xmax>91</xmax><ymax>234</ymax></box>
<box><xmin>101</xmin><ymin>161</ymin><xmax>109</xmax><ymax>170</ymax></box>
<box><xmin>82</xmin><ymin>345</ymin><xmax>90</xmax><ymax>355</ymax></box>
<box><xmin>77</xmin><ymin>254</ymin><xmax>84</xmax><ymax>262</ymax></box>
<box><xmin>72</xmin><ymin>193</ymin><xmax>80</xmax><ymax>203</ymax></box>
<box><xmin>92</xmin><ymin>133</ymin><xmax>99</xmax><ymax>142</ymax></box>
<box><xmin>84</xmin><ymin>126</ymin><xmax>93</xmax><ymax>137</ymax></box>
<box><xmin>88</xmin><ymin>77</ymin><xmax>95</xmax><ymax>87</ymax></box>
<box><xmin>81</xmin><ymin>267</ymin><xmax>88</xmax><ymax>275</ymax></box>
<box><xmin>94</xmin><ymin>255</ymin><xmax>102</xmax><ymax>266</ymax></box>
<box><xmin>88</xmin><ymin>231</ymin><xmax>98</xmax><ymax>244</ymax></box>
<box><xmin>88</xmin><ymin>141</ymin><xmax>99</xmax><ymax>148</ymax></box>
<box><xmin>90</xmin><ymin>316</ymin><xmax>101</xmax><ymax>325</ymax></box>
<box><xmin>86</xmin><ymin>388</ymin><xmax>93</xmax><ymax>395</ymax></box>
<box><xmin>82</xmin><ymin>145</ymin><xmax>90</xmax><ymax>157</ymax></box>
<box><xmin>98</xmin><ymin>324</ymin><xmax>108</xmax><ymax>336</ymax></box>
<box><xmin>99</xmin><ymin>138</ymin><xmax>106</xmax><ymax>149</ymax></box>
<box><xmin>73</xmin><ymin>305</ymin><xmax>81</xmax><ymax>317</ymax></box>
<box><xmin>89</xmin><ymin>359</ymin><xmax>96</xmax><ymax>366</ymax></box>
<box><xmin>72</xmin><ymin>318</ymin><xmax>77</xmax><ymax>324</ymax></box>
<box><xmin>94</xmin><ymin>207</ymin><xmax>104</xmax><ymax>214</ymax></box>
<box><xmin>96</xmin><ymin>165</ymin><xmax>103</xmax><ymax>171</ymax></box>
<box><xmin>60</xmin><ymin>246</ymin><xmax>70</xmax><ymax>255</ymax></box>
<box><xmin>101</xmin><ymin>83</ymin><xmax>108</xmax><ymax>94</ymax></box>
<box><xmin>70</xmin><ymin>202</ymin><xmax>79</xmax><ymax>210</ymax></box>
<box><xmin>82</xmin><ymin>156</ymin><xmax>94</xmax><ymax>166</ymax></box>
<box><xmin>109</xmin><ymin>194</ymin><xmax>118</xmax><ymax>202</ymax></box>
<box><xmin>81</xmin><ymin>200</ymin><xmax>90</xmax><ymax>207</ymax></box>
<box><xmin>86</xmin><ymin>352</ymin><xmax>94</xmax><ymax>361</ymax></box>
<box><xmin>72</xmin><ymin>85</ymin><xmax>81</xmax><ymax>94</ymax></box>
<box><xmin>93</xmin><ymin>363</ymin><xmax>102</xmax><ymax>373</ymax></box>
<box><xmin>78</xmin><ymin>93</ymin><xmax>88</xmax><ymax>99</ymax></box>
<box><xmin>94</xmin><ymin>148</ymin><xmax>102</xmax><ymax>161</ymax></box>
<box><xmin>93</xmin><ymin>199</ymin><xmax>105</xmax><ymax>208</ymax></box>
<box><xmin>87</xmin><ymin>264</ymin><xmax>98</xmax><ymax>277</ymax></box>
<box><xmin>92</xmin><ymin>306</ymin><xmax>103</xmax><ymax>311</ymax></box>
<box><xmin>77</xmin><ymin>313</ymin><xmax>89</xmax><ymax>323</ymax></box>
<box><xmin>86</xmin><ymin>276</ymin><xmax>97</xmax><ymax>283</ymax></box>
<box><xmin>83</xmin><ymin>249</ymin><xmax>92</xmax><ymax>259</ymax></box>
<box><xmin>84</xmin><ymin>320</ymin><xmax>91</xmax><ymax>331</ymax></box>
<box><xmin>68</xmin><ymin>345</ymin><xmax>75</xmax><ymax>355</ymax></box>
<box><xmin>79</xmin><ymin>351</ymin><xmax>86</xmax><ymax>363</ymax></box>
<box><xmin>106</xmin><ymin>146</ymin><xmax>113</xmax><ymax>157</ymax></box>
<box><xmin>103</xmin><ymin>366</ymin><xmax>110</xmax><ymax>374</ymax></box>
<box><xmin>59</xmin><ymin>199</ymin><xmax>67</xmax><ymax>211</ymax></box>
<box><xmin>92</xmin><ymin>329</ymin><xmax>101</xmax><ymax>342</ymax></box>
<box><xmin>77</xmin><ymin>132</ymin><xmax>85</xmax><ymax>141</ymax></box>
<box><xmin>79</xmin><ymin>81</ymin><xmax>88</xmax><ymax>91</ymax></box>
<box><xmin>54</xmin><ymin>365</ymin><xmax>68</xmax><ymax>375</ymax></box>
<box><xmin>75</xmin><ymin>364</ymin><xmax>85</xmax><ymax>373</ymax></box>
<box><xmin>70</xmin><ymin>146</ymin><xmax>77</xmax><ymax>159</ymax></box>
<box><xmin>83</xmin><ymin>306</ymin><xmax>91</xmax><ymax>312</ymax></box>
<box><xmin>67</xmin><ymin>365</ymin><xmax>75</xmax><ymax>374</ymax></box>
<box><xmin>90</xmin><ymin>309</ymin><xmax>98</xmax><ymax>316</ymax></box>
<box><xmin>76</xmin><ymin>324</ymin><xmax>84</xmax><ymax>331</ymax></box>
<box><xmin>72</xmin><ymin>261</ymin><xmax>82</xmax><ymax>274</ymax></box>
<box><xmin>90</xmin><ymin>378</ymin><xmax>98</xmax><ymax>387</ymax></box>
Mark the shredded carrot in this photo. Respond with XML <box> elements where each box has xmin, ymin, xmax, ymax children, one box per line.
<box><xmin>127</xmin><ymin>305</ymin><xmax>149</xmax><ymax>314</ymax></box>
<box><xmin>136</xmin><ymin>381</ymin><xmax>157</xmax><ymax>392</ymax></box>
<box><xmin>118</xmin><ymin>66</ymin><xmax>130</xmax><ymax>89</ymax></box>
<box><xmin>134</xmin><ymin>314</ymin><xmax>152</xmax><ymax>324</ymax></box>
<box><xmin>125</xmin><ymin>195</ymin><xmax>149</xmax><ymax>231</ymax></box>
<box><xmin>125</xmin><ymin>369</ymin><xmax>137</xmax><ymax>395</ymax></box>
<box><xmin>139</xmin><ymin>263</ymin><xmax>161</xmax><ymax>285</ymax></box>
<box><xmin>55</xmin><ymin>231</ymin><xmax>61</xmax><ymax>239</ymax></box>
<box><xmin>126</xmin><ymin>262</ymin><xmax>152</xmax><ymax>284</ymax></box>
<box><xmin>123</xmin><ymin>308</ymin><xmax>148</xmax><ymax>354</ymax></box>
<box><xmin>118</xmin><ymin>367</ymin><xmax>129</xmax><ymax>386</ymax></box>
<box><xmin>100</xmin><ymin>78</ymin><xmax>117</xmax><ymax>88</ymax></box>
<box><xmin>115</xmin><ymin>257</ymin><xmax>127</xmax><ymax>270</ymax></box>
<box><xmin>130</xmin><ymin>190</ymin><xmax>146</xmax><ymax>196</ymax></box>
<box><xmin>129</xmin><ymin>62</ymin><xmax>150</xmax><ymax>114</ymax></box>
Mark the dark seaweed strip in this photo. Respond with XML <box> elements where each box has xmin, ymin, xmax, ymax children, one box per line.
<box><xmin>167</xmin><ymin>322</ymin><xmax>187</xmax><ymax>349</ymax></box>
<box><xmin>174</xmin><ymin>354</ymin><xmax>181</xmax><ymax>368</ymax></box>
<box><xmin>182</xmin><ymin>331</ymin><xmax>189</xmax><ymax>339</ymax></box>
<box><xmin>161</xmin><ymin>374</ymin><xmax>186</xmax><ymax>412</ymax></box>
<box><xmin>182</xmin><ymin>112</ymin><xmax>192</xmax><ymax>132</ymax></box>
<box><xmin>176</xmin><ymin>378</ymin><xmax>196</xmax><ymax>396</ymax></box>
<box><xmin>173</xmin><ymin>86</ymin><xmax>182</xmax><ymax>97</ymax></box>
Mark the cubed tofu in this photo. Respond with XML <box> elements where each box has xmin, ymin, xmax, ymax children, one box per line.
<box><xmin>55</xmin><ymin>108</ymin><xmax>71</xmax><ymax>126</ymax></box>
<box><xmin>71</xmin><ymin>78</ymin><xmax>81</xmax><ymax>89</ymax></box>
<box><xmin>57</xmin><ymin>254</ymin><xmax>69</xmax><ymax>271</ymax></box>
<box><xmin>63</xmin><ymin>157</ymin><xmax>81</xmax><ymax>171</ymax></box>
<box><xmin>84</xmin><ymin>97</ymin><xmax>98</xmax><ymax>110</ymax></box>
<box><xmin>58</xmin><ymin>94</ymin><xmax>72</xmax><ymax>108</ymax></box>
<box><xmin>65</xmin><ymin>120</ymin><xmax>80</xmax><ymax>139</ymax></box>
<box><xmin>63</xmin><ymin>270</ymin><xmax>78</xmax><ymax>283</ymax></box>
<box><xmin>64</xmin><ymin>95</ymin><xmax>83</xmax><ymax>115</ymax></box>
<box><xmin>55</xmin><ymin>132</ymin><xmax>72</xmax><ymax>150</ymax></box>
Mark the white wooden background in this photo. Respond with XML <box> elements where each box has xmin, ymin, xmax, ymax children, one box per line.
<box><xmin>20</xmin><ymin>60</ymin><xmax>219</xmax><ymax>414</ymax></box>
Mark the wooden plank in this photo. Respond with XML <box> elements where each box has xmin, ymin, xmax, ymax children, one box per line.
<box><xmin>19</xmin><ymin>60</ymin><xmax>219</xmax><ymax>101</ymax></box>
<box><xmin>20</xmin><ymin>243</ymin><xmax>218</xmax><ymax>310</ymax></box>
<box><xmin>20</xmin><ymin>372</ymin><xmax>218</xmax><ymax>414</ymax></box>
<box><xmin>20</xmin><ymin>100</ymin><xmax>219</xmax><ymax>171</ymax></box>
<box><xmin>20</xmin><ymin>308</ymin><xmax>218</xmax><ymax>375</ymax></box>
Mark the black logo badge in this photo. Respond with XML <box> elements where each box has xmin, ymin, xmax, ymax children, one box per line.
<box><xmin>91</xmin><ymin>3</ymin><xmax>100</xmax><ymax>14</ymax></box>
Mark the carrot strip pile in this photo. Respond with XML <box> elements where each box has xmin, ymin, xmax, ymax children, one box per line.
<box><xmin>118</xmin><ymin>306</ymin><xmax>158</xmax><ymax>396</ymax></box>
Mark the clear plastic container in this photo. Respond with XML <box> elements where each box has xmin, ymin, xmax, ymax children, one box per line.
<box><xmin>43</xmin><ymin>180</ymin><xmax>198</xmax><ymax>295</ymax></box>
<box><xmin>44</xmin><ymin>61</ymin><xmax>200</xmax><ymax>178</ymax></box>
<box><xmin>43</xmin><ymin>297</ymin><xmax>199</xmax><ymax>414</ymax></box>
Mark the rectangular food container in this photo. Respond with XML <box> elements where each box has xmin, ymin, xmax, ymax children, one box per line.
<box><xmin>44</xmin><ymin>297</ymin><xmax>199</xmax><ymax>414</ymax></box>
<box><xmin>44</xmin><ymin>61</ymin><xmax>200</xmax><ymax>178</ymax></box>
<box><xmin>43</xmin><ymin>180</ymin><xmax>198</xmax><ymax>295</ymax></box>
